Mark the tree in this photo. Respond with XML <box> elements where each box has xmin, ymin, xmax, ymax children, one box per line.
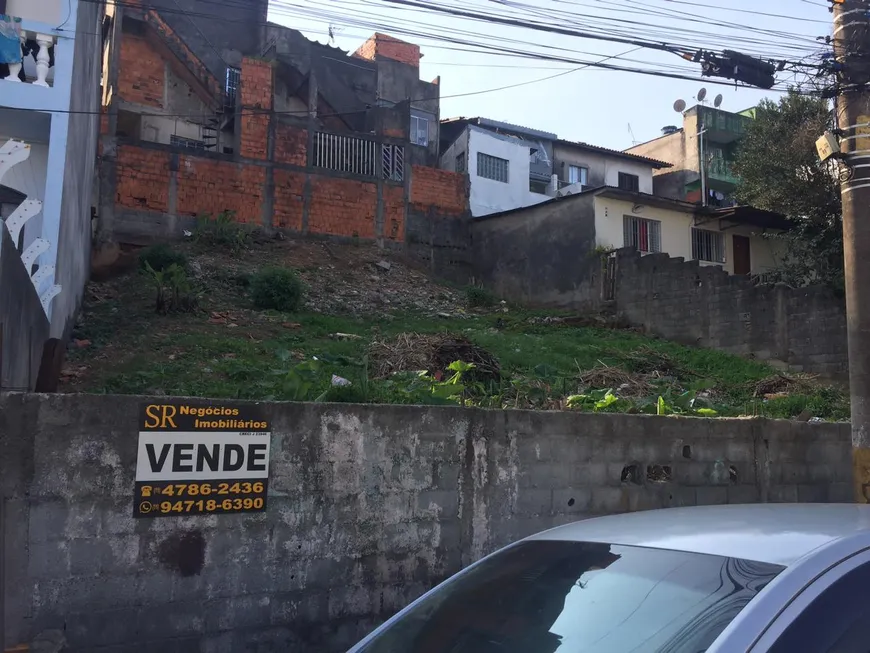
<box><xmin>732</xmin><ymin>90</ymin><xmax>843</xmax><ymax>291</ymax></box>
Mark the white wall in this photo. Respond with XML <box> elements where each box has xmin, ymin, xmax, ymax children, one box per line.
<box><xmin>7</xmin><ymin>0</ymin><xmax>62</xmax><ymax>24</ymax></box>
<box><xmin>593</xmin><ymin>196</ymin><xmax>782</xmax><ymax>275</ymax></box>
<box><xmin>602</xmin><ymin>158</ymin><xmax>654</xmax><ymax>194</ymax></box>
<box><xmin>467</xmin><ymin>126</ymin><xmax>550</xmax><ymax>217</ymax></box>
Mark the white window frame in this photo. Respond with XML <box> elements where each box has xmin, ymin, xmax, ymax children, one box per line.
<box><xmin>623</xmin><ymin>215</ymin><xmax>661</xmax><ymax>253</ymax></box>
<box><xmin>568</xmin><ymin>165</ymin><xmax>588</xmax><ymax>186</ymax></box>
<box><xmin>477</xmin><ymin>152</ymin><xmax>509</xmax><ymax>183</ymax></box>
<box><xmin>691</xmin><ymin>228</ymin><xmax>726</xmax><ymax>264</ymax></box>
<box><xmin>411</xmin><ymin>114</ymin><xmax>429</xmax><ymax>147</ymax></box>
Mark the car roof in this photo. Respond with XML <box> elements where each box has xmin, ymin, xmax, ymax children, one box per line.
<box><xmin>529</xmin><ymin>504</ymin><xmax>870</xmax><ymax>567</ymax></box>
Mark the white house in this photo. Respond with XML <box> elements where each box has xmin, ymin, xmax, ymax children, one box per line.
<box><xmin>439</xmin><ymin>116</ymin><xmax>671</xmax><ymax>218</ymax></box>
<box><xmin>0</xmin><ymin>0</ymin><xmax>103</xmax><ymax>341</ymax></box>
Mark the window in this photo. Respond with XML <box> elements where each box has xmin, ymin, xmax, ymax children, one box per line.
<box><xmin>356</xmin><ymin>540</ymin><xmax>783</xmax><ymax>653</ymax></box>
<box><xmin>769</xmin><ymin>561</ymin><xmax>870</xmax><ymax>653</ymax></box>
<box><xmin>624</xmin><ymin>216</ymin><xmax>661</xmax><ymax>253</ymax></box>
<box><xmin>568</xmin><ymin>165</ymin><xmax>588</xmax><ymax>186</ymax></box>
<box><xmin>692</xmin><ymin>228</ymin><xmax>725</xmax><ymax>264</ymax></box>
<box><xmin>170</xmin><ymin>135</ymin><xmax>206</xmax><ymax>150</ymax></box>
<box><xmin>529</xmin><ymin>179</ymin><xmax>549</xmax><ymax>194</ymax></box>
<box><xmin>455</xmin><ymin>152</ymin><xmax>466</xmax><ymax>173</ymax></box>
<box><xmin>225</xmin><ymin>67</ymin><xmax>240</xmax><ymax>110</ymax></box>
<box><xmin>411</xmin><ymin>115</ymin><xmax>429</xmax><ymax>146</ymax></box>
<box><xmin>477</xmin><ymin>152</ymin><xmax>509</xmax><ymax>183</ymax></box>
<box><xmin>618</xmin><ymin>172</ymin><xmax>640</xmax><ymax>192</ymax></box>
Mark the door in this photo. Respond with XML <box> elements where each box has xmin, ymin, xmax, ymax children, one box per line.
<box><xmin>733</xmin><ymin>235</ymin><xmax>751</xmax><ymax>275</ymax></box>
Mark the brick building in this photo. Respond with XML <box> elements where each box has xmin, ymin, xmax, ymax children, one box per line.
<box><xmin>95</xmin><ymin>0</ymin><xmax>468</xmax><ymax>259</ymax></box>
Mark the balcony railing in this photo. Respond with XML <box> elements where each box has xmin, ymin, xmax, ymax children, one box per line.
<box><xmin>312</xmin><ymin>131</ymin><xmax>405</xmax><ymax>181</ymax></box>
<box><xmin>707</xmin><ymin>158</ymin><xmax>739</xmax><ymax>184</ymax></box>
<box><xmin>1</xmin><ymin>19</ymin><xmax>57</xmax><ymax>87</ymax></box>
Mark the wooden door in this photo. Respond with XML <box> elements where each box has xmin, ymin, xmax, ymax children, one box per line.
<box><xmin>733</xmin><ymin>235</ymin><xmax>751</xmax><ymax>275</ymax></box>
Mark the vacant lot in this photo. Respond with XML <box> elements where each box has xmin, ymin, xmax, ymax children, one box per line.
<box><xmin>64</xmin><ymin>237</ymin><xmax>848</xmax><ymax>420</ymax></box>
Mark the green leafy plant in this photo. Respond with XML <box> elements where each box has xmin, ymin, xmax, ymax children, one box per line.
<box><xmin>139</xmin><ymin>244</ymin><xmax>187</xmax><ymax>272</ymax></box>
<box><xmin>142</xmin><ymin>261</ymin><xmax>198</xmax><ymax>314</ymax></box>
<box><xmin>464</xmin><ymin>285</ymin><xmax>497</xmax><ymax>308</ymax></box>
<box><xmin>250</xmin><ymin>267</ymin><xmax>305</xmax><ymax>312</ymax></box>
<box><xmin>193</xmin><ymin>210</ymin><xmax>249</xmax><ymax>254</ymax></box>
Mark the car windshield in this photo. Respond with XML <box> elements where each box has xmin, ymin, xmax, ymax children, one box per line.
<box><xmin>354</xmin><ymin>540</ymin><xmax>783</xmax><ymax>653</ymax></box>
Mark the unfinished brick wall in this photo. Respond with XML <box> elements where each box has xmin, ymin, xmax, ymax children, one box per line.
<box><xmin>143</xmin><ymin>10</ymin><xmax>222</xmax><ymax>98</ymax></box>
<box><xmin>177</xmin><ymin>157</ymin><xmax>265</xmax><ymax>224</ymax></box>
<box><xmin>273</xmin><ymin>169</ymin><xmax>306</xmax><ymax>230</ymax></box>
<box><xmin>275</xmin><ymin>123</ymin><xmax>308</xmax><ymax>166</ymax></box>
<box><xmin>308</xmin><ymin>177</ymin><xmax>377</xmax><ymax>238</ymax></box>
<box><xmin>115</xmin><ymin>145</ymin><xmax>170</xmax><ymax>211</ymax></box>
<box><xmin>240</xmin><ymin>58</ymin><xmax>273</xmax><ymax>160</ymax></box>
<box><xmin>410</xmin><ymin>165</ymin><xmax>468</xmax><ymax>215</ymax></box>
<box><xmin>117</xmin><ymin>34</ymin><xmax>165</xmax><ymax>107</ymax></box>
<box><xmin>383</xmin><ymin>184</ymin><xmax>405</xmax><ymax>241</ymax></box>
<box><xmin>354</xmin><ymin>33</ymin><xmax>421</xmax><ymax>67</ymax></box>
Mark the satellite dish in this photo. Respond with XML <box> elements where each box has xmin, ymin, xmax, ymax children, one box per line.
<box><xmin>697</xmin><ymin>87</ymin><xmax>708</xmax><ymax>102</ymax></box>
<box><xmin>714</xmin><ymin>94</ymin><xmax>723</xmax><ymax>108</ymax></box>
<box><xmin>673</xmin><ymin>99</ymin><xmax>687</xmax><ymax>113</ymax></box>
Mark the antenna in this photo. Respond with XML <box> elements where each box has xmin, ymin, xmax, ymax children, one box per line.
<box><xmin>673</xmin><ymin>99</ymin><xmax>687</xmax><ymax>113</ymax></box>
<box><xmin>697</xmin><ymin>87</ymin><xmax>708</xmax><ymax>104</ymax></box>
<box><xmin>628</xmin><ymin>123</ymin><xmax>639</xmax><ymax>146</ymax></box>
<box><xmin>714</xmin><ymin>94</ymin><xmax>723</xmax><ymax>108</ymax></box>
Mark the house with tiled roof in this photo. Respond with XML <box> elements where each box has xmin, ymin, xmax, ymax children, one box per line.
<box><xmin>438</xmin><ymin>116</ymin><xmax>671</xmax><ymax>217</ymax></box>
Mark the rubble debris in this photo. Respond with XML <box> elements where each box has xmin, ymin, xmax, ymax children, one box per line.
<box><xmin>578</xmin><ymin>364</ymin><xmax>651</xmax><ymax>398</ymax></box>
<box><xmin>369</xmin><ymin>332</ymin><xmax>501</xmax><ymax>383</ymax></box>
<box><xmin>375</xmin><ymin>260</ymin><xmax>392</xmax><ymax>271</ymax></box>
<box><xmin>752</xmin><ymin>373</ymin><xmax>819</xmax><ymax>398</ymax></box>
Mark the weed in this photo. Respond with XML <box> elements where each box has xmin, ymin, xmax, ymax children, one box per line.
<box><xmin>142</xmin><ymin>261</ymin><xmax>198</xmax><ymax>314</ymax></box>
<box><xmin>250</xmin><ymin>267</ymin><xmax>305</xmax><ymax>312</ymax></box>
<box><xmin>464</xmin><ymin>285</ymin><xmax>497</xmax><ymax>308</ymax></box>
<box><xmin>139</xmin><ymin>244</ymin><xmax>187</xmax><ymax>272</ymax></box>
<box><xmin>193</xmin><ymin>210</ymin><xmax>249</xmax><ymax>253</ymax></box>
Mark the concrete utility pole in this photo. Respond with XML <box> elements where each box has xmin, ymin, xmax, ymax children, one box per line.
<box><xmin>832</xmin><ymin>0</ymin><xmax>870</xmax><ymax>503</ymax></box>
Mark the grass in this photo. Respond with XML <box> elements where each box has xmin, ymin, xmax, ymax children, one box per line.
<box><xmin>66</xmin><ymin>249</ymin><xmax>849</xmax><ymax>421</ymax></box>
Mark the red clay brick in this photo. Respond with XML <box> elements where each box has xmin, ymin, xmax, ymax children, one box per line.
<box><xmin>383</xmin><ymin>185</ymin><xmax>405</xmax><ymax>241</ymax></box>
<box><xmin>353</xmin><ymin>33</ymin><xmax>421</xmax><ymax>67</ymax></box>
<box><xmin>273</xmin><ymin>170</ymin><xmax>306</xmax><ymax>231</ymax></box>
<box><xmin>116</xmin><ymin>146</ymin><xmax>171</xmax><ymax>212</ymax></box>
<box><xmin>308</xmin><ymin>177</ymin><xmax>377</xmax><ymax>239</ymax></box>
<box><xmin>275</xmin><ymin>124</ymin><xmax>307</xmax><ymax>166</ymax></box>
<box><xmin>118</xmin><ymin>34</ymin><xmax>165</xmax><ymax>108</ymax></box>
<box><xmin>410</xmin><ymin>165</ymin><xmax>468</xmax><ymax>215</ymax></box>
<box><xmin>177</xmin><ymin>157</ymin><xmax>265</xmax><ymax>224</ymax></box>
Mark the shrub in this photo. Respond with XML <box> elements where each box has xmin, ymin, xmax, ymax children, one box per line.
<box><xmin>139</xmin><ymin>244</ymin><xmax>187</xmax><ymax>272</ymax></box>
<box><xmin>193</xmin><ymin>210</ymin><xmax>249</xmax><ymax>253</ymax></box>
<box><xmin>464</xmin><ymin>285</ymin><xmax>497</xmax><ymax>308</ymax></box>
<box><xmin>250</xmin><ymin>267</ymin><xmax>304</xmax><ymax>312</ymax></box>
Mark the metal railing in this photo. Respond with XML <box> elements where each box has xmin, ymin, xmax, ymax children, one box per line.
<box><xmin>312</xmin><ymin>131</ymin><xmax>404</xmax><ymax>181</ymax></box>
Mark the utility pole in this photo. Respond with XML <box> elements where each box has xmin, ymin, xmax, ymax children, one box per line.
<box><xmin>832</xmin><ymin>0</ymin><xmax>870</xmax><ymax>503</ymax></box>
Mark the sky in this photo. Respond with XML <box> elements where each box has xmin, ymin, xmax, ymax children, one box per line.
<box><xmin>268</xmin><ymin>0</ymin><xmax>832</xmax><ymax>150</ymax></box>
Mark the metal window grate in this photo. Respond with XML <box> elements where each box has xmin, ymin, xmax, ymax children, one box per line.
<box><xmin>455</xmin><ymin>152</ymin><xmax>466</xmax><ymax>173</ymax></box>
<box><xmin>312</xmin><ymin>132</ymin><xmax>404</xmax><ymax>180</ymax></box>
<box><xmin>477</xmin><ymin>152</ymin><xmax>509</xmax><ymax>183</ymax></box>
<box><xmin>170</xmin><ymin>135</ymin><xmax>206</xmax><ymax>150</ymax></box>
<box><xmin>623</xmin><ymin>216</ymin><xmax>661</xmax><ymax>253</ymax></box>
<box><xmin>225</xmin><ymin>67</ymin><xmax>240</xmax><ymax>110</ymax></box>
<box><xmin>313</xmin><ymin>132</ymin><xmax>377</xmax><ymax>177</ymax></box>
<box><xmin>382</xmin><ymin>144</ymin><xmax>405</xmax><ymax>181</ymax></box>
<box><xmin>411</xmin><ymin>115</ymin><xmax>429</xmax><ymax>146</ymax></box>
<box><xmin>691</xmin><ymin>228</ymin><xmax>725</xmax><ymax>263</ymax></box>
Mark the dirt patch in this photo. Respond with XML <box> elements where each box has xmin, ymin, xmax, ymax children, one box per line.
<box><xmin>752</xmin><ymin>373</ymin><xmax>820</xmax><ymax>398</ymax></box>
<box><xmin>369</xmin><ymin>332</ymin><xmax>501</xmax><ymax>383</ymax></box>
<box><xmin>578</xmin><ymin>364</ymin><xmax>652</xmax><ymax>397</ymax></box>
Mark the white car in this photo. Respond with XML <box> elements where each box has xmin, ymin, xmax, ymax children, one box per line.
<box><xmin>349</xmin><ymin>504</ymin><xmax>870</xmax><ymax>653</ymax></box>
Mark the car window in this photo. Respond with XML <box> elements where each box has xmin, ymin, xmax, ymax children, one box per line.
<box><xmin>354</xmin><ymin>540</ymin><xmax>783</xmax><ymax>653</ymax></box>
<box><xmin>768</xmin><ymin>561</ymin><xmax>870</xmax><ymax>653</ymax></box>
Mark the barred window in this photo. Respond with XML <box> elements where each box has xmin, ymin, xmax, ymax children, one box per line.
<box><xmin>692</xmin><ymin>228</ymin><xmax>726</xmax><ymax>263</ymax></box>
<box><xmin>477</xmin><ymin>152</ymin><xmax>509</xmax><ymax>183</ymax></box>
<box><xmin>623</xmin><ymin>216</ymin><xmax>661</xmax><ymax>253</ymax></box>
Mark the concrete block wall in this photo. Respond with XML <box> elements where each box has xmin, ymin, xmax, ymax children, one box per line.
<box><xmin>614</xmin><ymin>249</ymin><xmax>849</xmax><ymax>381</ymax></box>
<box><xmin>0</xmin><ymin>393</ymin><xmax>852</xmax><ymax>652</ymax></box>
